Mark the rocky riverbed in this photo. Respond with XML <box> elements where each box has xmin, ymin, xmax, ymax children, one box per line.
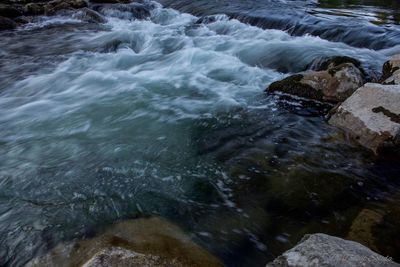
<box><xmin>267</xmin><ymin>54</ymin><xmax>400</xmax><ymax>156</ymax></box>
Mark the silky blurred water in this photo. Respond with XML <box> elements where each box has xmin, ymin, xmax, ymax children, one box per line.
<box><xmin>0</xmin><ymin>0</ymin><xmax>400</xmax><ymax>266</ymax></box>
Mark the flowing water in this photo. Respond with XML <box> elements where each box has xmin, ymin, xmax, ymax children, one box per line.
<box><xmin>0</xmin><ymin>0</ymin><xmax>400</xmax><ymax>266</ymax></box>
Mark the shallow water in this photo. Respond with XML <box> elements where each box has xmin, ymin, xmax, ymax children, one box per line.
<box><xmin>0</xmin><ymin>0</ymin><xmax>400</xmax><ymax>266</ymax></box>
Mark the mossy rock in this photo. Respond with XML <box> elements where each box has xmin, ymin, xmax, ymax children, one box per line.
<box><xmin>267</xmin><ymin>74</ymin><xmax>325</xmax><ymax>101</ymax></box>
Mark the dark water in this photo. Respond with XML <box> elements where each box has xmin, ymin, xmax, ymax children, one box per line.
<box><xmin>0</xmin><ymin>0</ymin><xmax>400</xmax><ymax>266</ymax></box>
<box><xmin>159</xmin><ymin>0</ymin><xmax>400</xmax><ymax>50</ymax></box>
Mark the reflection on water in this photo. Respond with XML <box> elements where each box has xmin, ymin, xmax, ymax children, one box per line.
<box><xmin>159</xmin><ymin>0</ymin><xmax>400</xmax><ymax>49</ymax></box>
<box><xmin>0</xmin><ymin>0</ymin><xmax>400</xmax><ymax>266</ymax></box>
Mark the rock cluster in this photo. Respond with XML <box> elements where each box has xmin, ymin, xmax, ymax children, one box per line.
<box><xmin>0</xmin><ymin>0</ymin><xmax>132</xmax><ymax>30</ymax></box>
<box><xmin>267</xmin><ymin>54</ymin><xmax>400</xmax><ymax>155</ymax></box>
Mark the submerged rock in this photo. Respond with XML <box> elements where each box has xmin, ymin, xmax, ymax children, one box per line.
<box><xmin>26</xmin><ymin>217</ymin><xmax>222</xmax><ymax>267</ymax></box>
<box><xmin>82</xmin><ymin>247</ymin><xmax>180</xmax><ymax>267</ymax></box>
<box><xmin>329</xmin><ymin>83</ymin><xmax>400</xmax><ymax>154</ymax></box>
<box><xmin>347</xmin><ymin>209</ymin><xmax>383</xmax><ymax>251</ymax></box>
<box><xmin>381</xmin><ymin>54</ymin><xmax>400</xmax><ymax>85</ymax></box>
<box><xmin>0</xmin><ymin>16</ymin><xmax>17</xmax><ymax>30</ymax></box>
<box><xmin>267</xmin><ymin>233</ymin><xmax>399</xmax><ymax>267</ymax></box>
<box><xmin>267</xmin><ymin>56</ymin><xmax>365</xmax><ymax>103</ymax></box>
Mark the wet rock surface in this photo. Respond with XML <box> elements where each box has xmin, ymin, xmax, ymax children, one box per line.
<box><xmin>26</xmin><ymin>217</ymin><xmax>222</xmax><ymax>267</ymax></box>
<box><xmin>267</xmin><ymin>56</ymin><xmax>365</xmax><ymax>103</ymax></box>
<box><xmin>82</xmin><ymin>247</ymin><xmax>181</xmax><ymax>267</ymax></box>
<box><xmin>328</xmin><ymin>83</ymin><xmax>400</xmax><ymax>154</ymax></box>
<box><xmin>267</xmin><ymin>233</ymin><xmax>400</xmax><ymax>267</ymax></box>
<box><xmin>347</xmin><ymin>209</ymin><xmax>383</xmax><ymax>252</ymax></box>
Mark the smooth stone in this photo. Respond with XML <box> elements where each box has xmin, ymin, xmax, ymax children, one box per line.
<box><xmin>329</xmin><ymin>83</ymin><xmax>400</xmax><ymax>153</ymax></box>
<box><xmin>267</xmin><ymin>233</ymin><xmax>400</xmax><ymax>267</ymax></box>
<box><xmin>26</xmin><ymin>217</ymin><xmax>222</xmax><ymax>267</ymax></box>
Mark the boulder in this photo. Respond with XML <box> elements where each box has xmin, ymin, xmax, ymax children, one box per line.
<box><xmin>267</xmin><ymin>233</ymin><xmax>399</xmax><ymax>267</ymax></box>
<box><xmin>347</xmin><ymin>209</ymin><xmax>383</xmax><ymax>251</ymax></box>
<box><xmin>26</xmin><ymin>217</ymin><xmax>222</xmax><ymax>267</ymax></box>
<box><xmin>0</xmin><ymin>16</ymin><xmax>17</xmax><ymax>30</ymax></box>
<box><xmin>381</xmin><ymin>54</ymin><xmax>400</xmax><ymax>85</ymax></box>
<box><xmin>329</xmin><ymin>83</ymin><xmax>400</xmax><ymax>154</ymax></box>
<box><xmin>267</xmin><ymin>56</ymin><xmax>365</xmax><ymax>103</ymax></box>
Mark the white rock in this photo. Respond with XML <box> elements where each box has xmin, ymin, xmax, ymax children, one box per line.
<box><xmin>329</xmin><ymin>83</ymin><xmax>400</xmax><ymax>153</ymax></box>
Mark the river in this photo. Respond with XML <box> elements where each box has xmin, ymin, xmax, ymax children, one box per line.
<box><xmin>0</xmin><ymin>0</ymin><xmax>399</xmax><ymax>266</ymax></box>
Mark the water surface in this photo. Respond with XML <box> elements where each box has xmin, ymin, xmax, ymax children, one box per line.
<box><xmin>0</xmin><ymin>0</ymin><xmax>400</xmax><ymax>266</ymax></box>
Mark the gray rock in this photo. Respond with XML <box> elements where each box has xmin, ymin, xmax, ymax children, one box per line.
<box><xmin>267</xmin><ymin>233</ymin><xmax>399</xmax><ymax>267</ymax></box>
<box><xmin>26</xmin><ymin>217</ymin><xmax>222</xmax><ymax>267</ymax></box>
<box><xmin>267</xmin><ymin>56</ymin><xmax>365</xmax><ymax>103</ymax></box>
<box><xmin>329</xmin><ymin>83</ymin><xmax>400</xmax><ymax>153</ymax></box>
<box><xmin>381</xmin><ymin>54</ymin><xmax>400</xmax><ymax>84</ymax></box>
<box><xmin>82</xmin><ymin>247</ymin><xmax>179</xmax><ymax>267</ymax></box>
